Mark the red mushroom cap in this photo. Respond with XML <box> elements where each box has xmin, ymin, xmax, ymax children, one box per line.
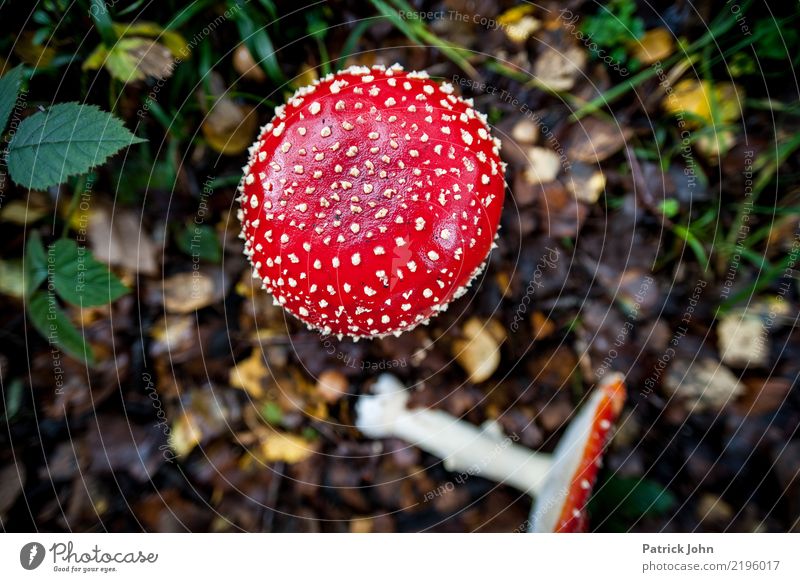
<box><xmin>530</xmin><ymin>373</ymin><xmax>627</xmax><ymax>532</ymax></box>
<box><xmin>238</xmin><ymin>64</ymin><xmax>505</xmax><ymax>339</ymax></box>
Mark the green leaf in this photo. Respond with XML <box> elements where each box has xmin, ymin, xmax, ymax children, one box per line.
<box><xmin>658</xmin><ymin>199</ymin><xmax>680</xmax><ymax>218</ymax></box>
<box><xmin>589</xmin><ymin>476</ymin><xmax>676</xmax><ymax>531</ymax></box>
<box><xmin>24</xmin><ymin>231</ymin><xmax>48</xmax><ymax>297</ymax></box>
<box><xmin>176</xmin><ymin>223</ymin><xmax>222</xmax><ymax>263</ymax></box>
<box><xmin>260</xmin><ymin>401</ymin><xmax>283</xmax><ymax>426</ymax></box>
<box><xmin>7</xmin><ymin>102</ymin><xmax>145</xmax><ymax>190</ymax></box>
<box><xmin>27</xmin><ymin>290</ymin><xmax>96</xmax><ymax>365</ymax></box>
<box><xmin>49</xmin><ymin>239</ymin><xmax>129</xmax><ymax>307</ymax></box>
<box><xmin>2</xmin><ymin>378</ymin><xmax>25</xmax><ymax>422</ymax></box>
<box><xmin>0</xmin><ymin>64</ymin><xmax>25</xmax><ymax>135</ymax></box>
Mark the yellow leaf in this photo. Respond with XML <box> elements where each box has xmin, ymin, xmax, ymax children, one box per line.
<box><xmin>0</xmin><ymin>260</ymin><xmax>25</xmax><ymax>298</ymax></box>
<box><xmin>259</xmin><ymin>432</ymin><xmax>314</xmax><ymax>464</ymax></box>
<box><xmin>662</xmin><ymin>80</ymin><xmax>743</xmax><ymax>127</ymax></box>
<box><xmin>13</xmin><ymin>32</ymin><xmax>56</xmax><ymax>67</ymax></box>
<box><xmin>631</xmin><ymin>28</ymin><xmax>674</xmax><ymax>65</ymax></box>
<box><xmin>83</xmin><ymin>44</ymin><xmax>109</xmax><ymax>71</ymax></box>
<box><xmin>113</xmin><ymin>22</ymin><xmax>189</xmax><ymax>58</ymax></box>
<box><xmin>170</xmin><ymin>412</ymin><xmax>203</xmax><ymax>457</ymax></box>
<box><xmin>696</xmin><ymin>129</ymin><xmax>737</xmax><ymax>161</ymax></box>
<box><xmin>496</xmin><ymin>5</ymin><xmax>536</xmax><ymax>25</ymax></box>
<box><xmin>496</xmin><ymin>5</ymin><xmax>540</xmax><ymax>43</ymax></box>
<box><xmin>1</xmin><ymin>199</ymin><xmax>48</xmax><ymax>225</ymax></box>
<box><xmin>230</xmin><ymin>350</ymin><xmax>269</xmax><ymax>398</ymax></box>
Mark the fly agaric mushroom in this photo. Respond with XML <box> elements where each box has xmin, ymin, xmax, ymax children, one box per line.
<box><xmin>238</xmin><ymin>64</ymin><xmax>505</xmax><ymax>339</ymax></box>
<box><xmin>356</xmin><ymin>373</ymin><xmax>626</xmax><ymax>532</ymax></box>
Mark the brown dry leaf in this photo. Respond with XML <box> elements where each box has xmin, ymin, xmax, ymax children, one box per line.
<box><xmin>533</xmin><ymin>45</ymin><xmax>586</xmax><ymax>92</ymax></box>
<box><xmin>170</xmin><ymin>389</ymin><xmax>237</xmax><ymax>458</ymax></box>
<box><xmin>717</xmin><ymin>310</ymin><xmax>769</xmax><ymax>368</ymax></box>
<box><xmin>664</xmin><ymin>358</ymin><xmax>745</xmax><ymax>412</ymax></box>
<box><xmin>537</xmin><ymin>180</ymin><xmax>588</xmax><ymax>237</ymax></box>
<box><xmin>316</xmin><ymin>369</ymin><xmax>348</xmax><ymax>404</ymax></box>
<box><xmin>87</xmin><ymin>416</ymin><xmax>165</xmax><ymax>482</ymax></box>
<box><xmin>453</xmin><ymin>317</ymin><xmax>506</xmax><ymax>383</ymax></box>
<box><xmin>127</xmin><ymin>40</ymin><xmax>175</xmax><ymax>79</ymax></box>
<box><xmin>523</xmin><ymin>147</ymin><xmax>562</xmax><ymax>184</ymax></box>
<box><xmin>88</xmin><ymin>203</ymin><xmax>158</xmax><ymax>275</ymax></box>
<box><xmin>258</xmin><ymin>431</ymin><xmax>314</xmax><ymax>464</ymax></box>
<box><xmin>735</xmin><ymin>378</ymin><xmax>791</xmax><ymax>416</ymax></box>
<box><xmin>150</xmin><ymin>314</ymin><xmax>196</xmax><ymax>358</ymax></box>
<box><xmin>531</xmin><ymin>311</ymin><xmax>556</xmax><ymax>340</ymax></box>
<box><xmin>232</xmin><ymin>44</ymin><xmax>266</xmax><ymax>82</ymax></box>
<box><xmin>632</xmin><ymin>28</ymin><xmax>674</xmax><ymax>65</ymax></box>
<box><xmin>566</xmin><ymin>117</ymin><xmax>633</xmax><ymax>163</ymax></box>
<box><xmin>200</xmin><ymin>72</ymin><xmax>259</xmax><ymax>155</ymax></box>
<box><xmin>230</xmin><ymin>350</ymin><xmax>269</xmax><ymax>399</ymax></box>
<box><xmin>563</xmin><ymin>162</ymin><xmax>606</xmax><ymax>204</ymax></box>
<box><xmin>14</xmin><ymin>31</ymin><xmax>56</xmax><ymax>66</ymax></box>
<box><xmin>161</xmin><ymin>270</ymin><xmax>223</xmax><ymax>313</ymax></box>
<box><xmin>0</xmin><ymin>463</ymin><xmax>24</xmax><ymax>520</ymax></box>
<box><xmin>662</xmin><ymin>80</ymin><xmax>743</xmax><ymax>126</ymax></box>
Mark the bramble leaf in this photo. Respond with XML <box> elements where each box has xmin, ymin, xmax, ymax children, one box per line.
<box><xmin>7</xmin><ymin>102</ymin><xmax>145</xmax><ymax>189</ymax></box>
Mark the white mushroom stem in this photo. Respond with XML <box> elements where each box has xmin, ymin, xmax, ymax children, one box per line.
<box><xmin>357</xmin><ymin>375</ymin><xmax>552</xmax><ymax>494</ymax></box>
<box><xmin>356</xmin><ymin>373</ymin><xmax>626</xmax><ymax>532</ymax></box>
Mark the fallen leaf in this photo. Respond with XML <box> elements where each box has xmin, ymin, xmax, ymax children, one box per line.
<box><xmin>566</xmin><ymin>116</ymin><xmax>633</xmax><ymax>163</ymax></box>
<box><xmin>0</xmin><ymin>463</ymin><xmax>24</xmax><ymax>520</ymax></box>
<box><xmin>170</xmin><ymin>389</ymin><xmax>238</xmax><ymax>458</ymax></box>
<box><xmin>662</xmin><ymin>80</ymin><xmax>743</xmax><ymax>126</ymax></box>
<box><xmin>453</xmin><ymin>317</ymin><xmax>506</xmax><ymax>383</ymax></box>
<box><xmin>533</xmin><ymin>44</ymin><xmax>586</xmax><ymax>92</ymax></box>
<box><xmin>230</xmin><ymin>350</ymin><xmax>269</xmax><ymax>399</ymax></box>
<box><xmin>496</xmin><ymin>5</ymin><xmax>541</xmax><ymax>43</ymax></box>
<box><xmin>717</xmin><ymin>310</ymin><xmax>769</xmax><ymax>368</ymax></box>
<box><xmin>0</xmin><ymin>197</ymin><xmax>49</xmax><ymax>224</ymax></box>
<box><xmin>0</xmin><ymin>260</ymin><xmax>24</xmax><ymax>298</ymax></box>
<box><xmin>112</xmin><ymin>22</ymin><xmax>189</xmax><ymax>59</ymax></box>
<box><xmin>631</xmin><ymin>28</ymin><xmax>674</xmax><ymax>65</ymax></box>
<box><xmin>258</xmin><ymin>432</ymin><xmax>314</xmax><ymax>464</ymax></box>
<box><xmin>200</xmin><ymin>72</ymin><xmax>258</xmax><ymax>155</ymax></box>
<box><xmin>510</xmin><ymin>119</ymin><xmax>539</xmax><ymax>145</ymax></box>
<box><xmin>87</xmin><ymin>416</ymin><xmax>165</xmax><ymax>481</ymax></box>
<box><xmin>13</xmin><ymin>32</ymin><xmax>56</xmax><ymax>66</ymax></box>
<box><xmin>88</xmin><ymin>203</ymin><xmax>158</xmax><ymax>275</ymax></box>
<box><xmin>663</xmin><ymin>357</ymin><xmax>745</xmax><ymax>412</ymax></box>
<box><xmin>150</xmin><ymin>315</ymin><xmax>196</xmax><ymax>358</ymax></box>
<box><xmin>523</xmin><ymin>146</ymin><xmax>562</xmax><ymax>184</ymax></box>
<box><xmin>695</xmin><ymin>129</ymin><xmax>737</xmax><ymax>161</ymax></box>
<box><xmin>316</xmin><ymin>369</ymin><xmax>348</xmax><ymax>404</ymax></box>
<box><xmin>537</xmin><ymin>180</ymin><xmax>588</xmax><ymax>237</ymax></box>
<box><xmin>735</xmin><ymin>377</ymin><xmax>791</xmax><ymax>416</ymax></box>
<box><xmin>563</xmin><ymin>162</ymin><xmax>606</xmax><ymax>204</ymax></box>
<box><xmin>531</xmin><ymin>311</ymin><xmax>556</xmax><ymax>340</ymax></box>
<box><xmin>84</xmin><ymin>38</ymin><xmax>175</xmax><ymax>84</ymax></box>
<box><xmin>161</xmin><ymin>270</ymin><xmax>223</xmax><ymax>313</ymax></box>
<box><xmin>233</xmin><ymin>44</ymin><xmax>266</xmax><ymax>82</ymax></box>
